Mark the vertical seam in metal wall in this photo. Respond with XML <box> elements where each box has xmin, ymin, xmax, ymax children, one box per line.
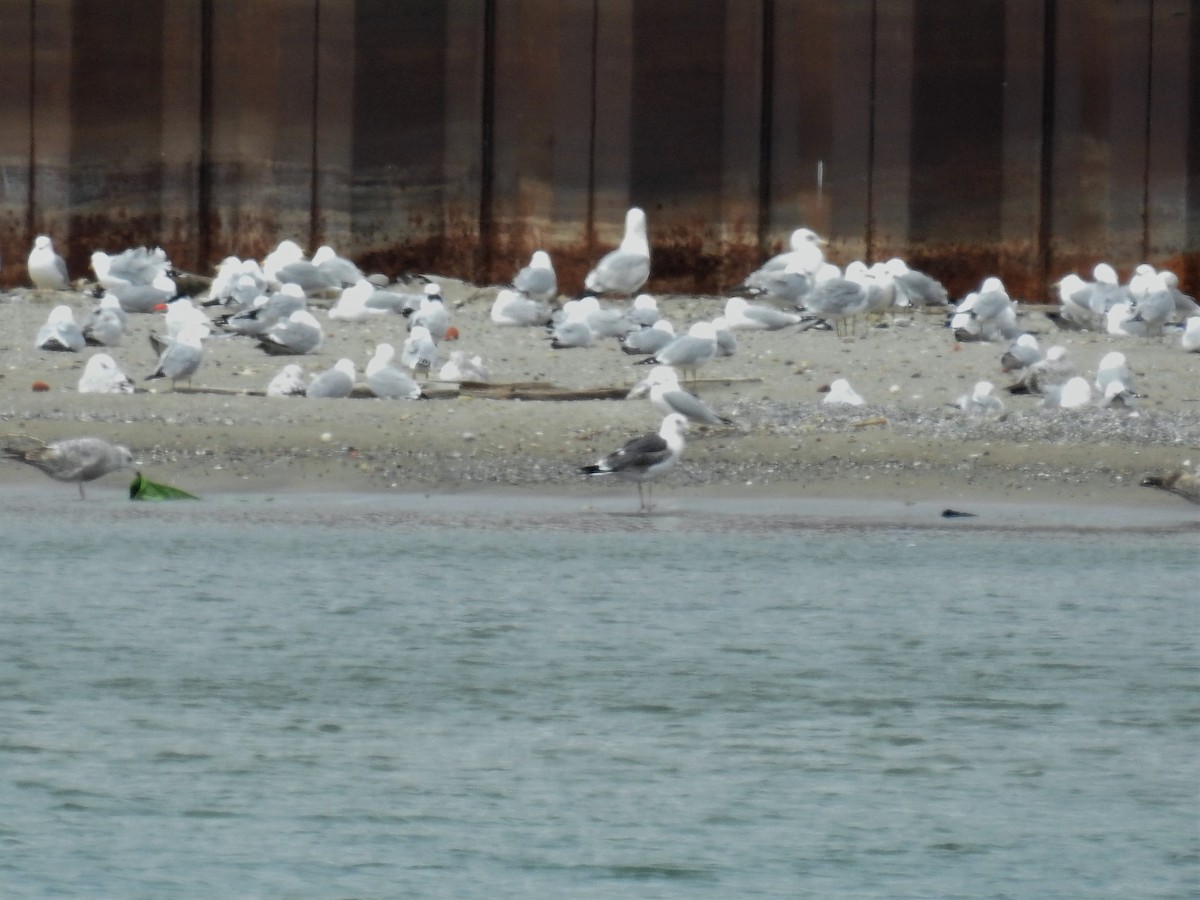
<box><xmin>757</xmin><ymin>0</ymin><xmax>774</xmax><ymax>255</ymax></box>
<box><xmin>198</xmin><ymin>0</ymin><xmax>213</xmax><ymax>267</ymax></box>
<box><xmin>865</xmin><ymin>0</ymin><xmax>878</xmax><ymax>260</ymax></box>
<box><xmin>1140</xmin><ymin>0</ymin><xmax>1155</xmax><ymax>260</ymax></box>
<box><xmin>309</xmin><ymin>0</ymin><xmax>322</xmax><ymax>251</ymax></box>
<box><xmin>1037</xmin><ymin>0</ymin><xmax>1057</xmax><ymax>290</ymax></box>
<box><xmin>478</xmin><ymin>0</ymin><xmax>497</xmax><ymax>282</ymax></box>
<box><xmin>585</xmin><ymin>0</ymin><xmax>599</xmax><ymax>251</ymax></box>
<box><xmin>26</xmin><ymin>0</ymin><xmax>37</xmax><ymax>239</ymax></box>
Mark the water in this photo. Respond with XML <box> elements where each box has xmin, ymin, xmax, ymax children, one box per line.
<box><xmin>1</xmin><ymin>493</ymin><xmax>1197</xmax><ymax>897</ymax></box>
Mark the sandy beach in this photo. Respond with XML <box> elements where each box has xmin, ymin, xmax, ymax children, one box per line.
<box><xmin>2</xmin><ymin>278</ymin><xmax>1198</xmax><ymax>512</ymax></box>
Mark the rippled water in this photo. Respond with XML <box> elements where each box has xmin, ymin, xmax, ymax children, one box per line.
<box><xmin>1</xmin><ymin>493</ymin><xmax>1197</xmax><ymax>897</ymax></box>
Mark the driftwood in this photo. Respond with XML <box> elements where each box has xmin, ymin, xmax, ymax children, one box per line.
<box><xmin>163</xmin><ymin>376</ymin><xmax>762</xmax><ymax>402</ymax></box>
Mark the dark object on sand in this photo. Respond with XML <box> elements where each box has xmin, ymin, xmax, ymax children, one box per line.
<box><xmin>1140</xmin><ymin>469</ymin><xmax>1200</xmax><ymax>505</ymax></box>
<box><xmin>130</xmin><ymin>471</ymin><xmax>200</xmax><ymax>501</ymax></box>
<box><xmin>941</xmin><ymin>508</ymin><xmax>978</xmax><ymax>518</ymax></box>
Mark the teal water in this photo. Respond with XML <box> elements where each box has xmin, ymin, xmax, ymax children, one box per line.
<box><xmin>0</xmin><ymin>493</ymin><xmax>1197</xmax><ymax>897</ymax></box>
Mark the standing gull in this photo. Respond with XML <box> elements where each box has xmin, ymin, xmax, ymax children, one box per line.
<box><xmin>27</xmin><ymin>235</ymin><xmax>70</xmax><ymax>290</ymax></box>
<box><xmin>2</xmin><ymin>434</ymin><xmax>134</xmax><ymax>499</ymax></box>
<box><xmin>636</xmin><ymin>320</ymin><xmax>718</xmax><ymax>386</ymax></box>
<box><xmin>627</xmin><ymin>366</ymin><xmax>733</xmax><ymax>426</ymax></box>
<box><xmin>401</xmin><ymin>326</ymin><xmax>438</xmax><ymax>378</ymax></box>
<box><xmin>146</xmin><ymin>323</ymin><xmax>207</xmax><ymax>390</ymax></box>
<box><xmin>580</xmin><ymin>413</ymin><xmax>689</xmax><ymax>513</ymax></box>
<box><xmin>584</xmin><ymin>206</ymin><xmax>650</xmax><ymax>297</ymax></box>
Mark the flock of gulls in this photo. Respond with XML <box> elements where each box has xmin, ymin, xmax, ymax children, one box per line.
<box><xmin>3</xmin><ymin>207</ymin><xmax>1200</xmax><ymax>509</ymax></box>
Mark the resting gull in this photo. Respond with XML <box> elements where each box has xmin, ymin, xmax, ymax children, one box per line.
<box><xmin>513</xmin><ymin>250</ymin><xmax>558</xmax><ymax>305</ymax></box>
<box><xmin>366</xmin><ymin>343</ymin><xmax>426</xmax><ymax>400</ymax></box>
<box><xmin>267</xmin><ymin>363</ymin><xmax>308</xmax><ymax>397</ymax></box>
<box><xmin>35</xmin><ymin>305</ymin><xmax>85</xmax><ymax>352</ymax></box>
<box><xmin>2</xmin><ymin>434</ymin><xmax>134</xmax><ymax>498</ymax></box>
<box><xmin>580</xmin><ymin>413</ymin><xmax>688</xmax><ymax>513</ymax></box>
<box><xmin>78</xmin><ymin>353</ymin><xmax>136</xmax><ymax>395</ymax></box>
<box><xmin>723</xmin><ymin>296</ymin><xmax>802</xmax><ymax>331</ymax></box>
<box><xmin>306</xmin><ymin>358</ymin><xmax>356</xmax><ymax>399</ymax></box>
<box><xmin>953</xmin><ymin>381</ymin><xmax>1004</xmax><ymax>418</ymax></box>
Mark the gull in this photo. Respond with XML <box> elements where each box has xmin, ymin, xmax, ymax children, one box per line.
<box><xmin>628</xmin><ymin>294</ymin><xmax>661</xmax><ymax>327</ymax></box>
<box><xmin>953</xmin><ymin>381</ymin><xmax>1005</xmax><ymax>418</ymax></box>
<box><xmin>310</xmin><ymin>244</ymin><xmax>364</xmax><ymax>287</ymax></box>
<box><xmin>1182</xmin><ymin>316</ymin><xmax>1200</xmax><ymax>352</ymax></box>
<box><xmin>27</xmin><ymin>235</ymin><xmax>70</xmax><ymax>289</ymax></box>
<box><xmin>549</xmin><ymin>300</ymin><xmax>594</xmax><ymax>349</ymax></box>
<box><xmin>884</xmin><ymin>258</ymin><xmax>949</xmax><ymax>308</ymax></box>
<box><xmin>749</xmin><ymin>227</ymin><xmax>827</xmax><ymax>278</ymax></box>
<box><xmin>1084</xmin><ymin>263</ymin><xmax>1130</xmax><ymax>316</ymax></box>
<box><xmin>1105</xmin><ymin>301</ymin><xmax>1146</xmax><ymax>337</ymax></box>
<box><xmin>82</xmin><ymin>295</ymin><xmax>127</xmax><ymax>347</ymax></box>
<box><xmin>401</xmin><ymin>325</ymin><xmax>438</xmax><ymax>378</ymax></box>
<box><xmin>35</xmin><ymin>304</ymin><xmax>85</xmax><ymax>352</ymax></box>
<box><xmin>2</xmin><ymin>434</ymin><xmax>134</xmax><ymax>498</ymax></box>
<box><xmin>636</xmin><ymin>320</ymin><xmax>718</xmax><ymax>385</ymax></box>
<box><xmin>108</xmin><ymin>271</ymin><xmax>178</xmax><ymax>314</ymax></box>
<box><xmin>146</xmin><ymin>323</ymin><xmax>207</xmax><ymax>390</ymax></box>
<box><xmin>1094</xmin><ymin>351</ymin><xmax>1136</xmax><ymax>407</ymax></box>
<box><xmin>711</xmin><ymin>316</ymin><xmax>737</xmax><ymax>358</ymax></box>
<box><xmin>822</xmin><ymin>378</ymin><xmax>865</xmax><ymax>406</ymax></box>
<box><xmin>266</xmin><ymin>363</ymin><xmax>308</xmax><ymax>397</ymax></box>
<box><xmin>1140</xmin><ymin>467</ymin><xmax>1200</xmax><ymax>505</ymax></box>
<box><xmin>579</xmin><ymin>413</ymin><xmax>688</xmax><ymax>513</ymax></box>
<box><xmin>208</xmin><ymin>256</ymin><xmax>268</xmax><ymax>307</ymax></box>
<box><xmin>513</xmin><ymin>250</ymin><xmax>558</xmax><ymax>304</ymax></box>
<box><xmin>1130</xmin><ymin>271</ymin><xmax>1174</xmax><ymax>337</ymax></box>
<box><xmin>1000</xmin><ymin>333</ymin><xmax>1041</xmax><ymax>373</ymax></box>
<box><xmin>329</xmin><ymin>279</ymin><xmax>392</xmax><ymax>321</ymax></box>
<box><xmin>1050</xmin><ymin>274</ymin><xmax>1100</xmax><ymax>330</ymax></box>
<box><xmin>1162</xmin><ymin>271</ymin><xmax>1200</xmax><ymax>319</ymax></box>
<box><xmin>366</xmin><ymin>343</ymin><xmax>426</xmax><ymax>399</ymax></box>
<box><xmin>219</xmin><ymin>283</ymin><xmax>306</xmax><ymax>336</ymax></box>
<box><xmin>584</xmin><ymin>296</ymin><xmax>638</xmax><ymax>339</ymax></box>
<box><xmin>802</xmin><ymin>262</ymin><xmax>870</xmax><ymax>336</ymax></box>
<box><xmin>951</xmin><ymin>277</ymin><xmax>1020</xmax><ymax>342</ymax></box>
<box><xmin>78</xmin><ymin>353</ymin><xmax>136</xmax><ymax>394</ymax></box>
<box><xmin>491</xmin><ymin>287</ymin><xmax>553</xmax><ymax>327</ymax></box>
<box><xmin>306</xmin><ymin>358</ymin><xmax>357</xmax><ymax>398</ymax></box>
<box><xmin>1006</xmin><ymin>345</ymin><xmax>1074</xmax><ymax>396</ymax></box>
<box><xmin>620</xmin><ymin>319</ymin><xmax>676</xmax><ymax>356</ymax></box>
<box><xmin>584</xmin><ymin>206</ymin><xmax>650</xmax><ymax>297</ymax></box>
<box><xmin>408</xmin><ymin>285</ymin><xmax>450</xmax><ymax>341</ymax></box>
<box><xmin>256</xmin><ymin>309</ymin><xmax>324</xmax><ymax>355</ymax></box>
<box><xmin>627</xmin><ymin>365</ymin><xmax>733</xmax><ymax>426</ymax></box>
<box><xmin>438</xmin><ymin>350</ymin><xmax>490</xmax><ymax>383</ymax></box>
<box><xmin>723</xmin><ymin>296</ymin><xmax>802</xmax><ymax>331</ymax></box>
<box><xmin>91</xmin><ymin>246</ymin><xmax>170</xmax><ymax>292</ymax></box>
<box><xmin>1043</xmin><ymin>376</ymin><xmax>1093</xmax><ymax>410</ymax></box>
<box><xmin>264</xmin><ymin>239</ymin><xmax>331</xmax><ymax>293</ymax></box>
<box><xmin>864</xmin><ymin>262</ymin><xmax>898</xmax><ymax>318</ymax></box>
<box><xmin>731</xmin><ymin>258</ymin><xmax>814</xmax><ymax>307</ymax></box>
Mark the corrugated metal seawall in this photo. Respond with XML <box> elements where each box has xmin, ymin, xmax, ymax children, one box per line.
<box><xmin>0</xmin><ymin>0</ymin><xmax>1197</xmax><ymax>301</ymax></box>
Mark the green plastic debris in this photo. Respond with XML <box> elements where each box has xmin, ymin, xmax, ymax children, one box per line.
<box><xmin>129</xmin><ymin>471</ymin><xmax>200</xmax><ymax>501</ymax></box>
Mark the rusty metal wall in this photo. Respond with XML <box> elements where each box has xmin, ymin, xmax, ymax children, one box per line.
<box><xmin>0</xmin><ymin>0</ymin><xmax>1196</xmax><ymax>300</ymax></box>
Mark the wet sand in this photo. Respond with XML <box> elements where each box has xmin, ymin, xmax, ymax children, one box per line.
<box><xmin>2</xmin><ymin>280</ymin><xmax>1198</xmax><ymax>514</ymax></box>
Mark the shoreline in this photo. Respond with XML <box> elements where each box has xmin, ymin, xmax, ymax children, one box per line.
<box><xmin>3</xmin><ymin>282</ymin><xmax>1198</xmax><ymax>514</ymax></box>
